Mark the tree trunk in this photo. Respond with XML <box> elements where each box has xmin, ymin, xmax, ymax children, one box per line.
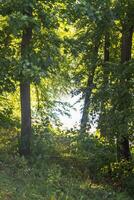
<box><xmin>19</xmin><ymin>8</ymin><xmax>32</xmax><ymax>156</ymax></box>
<box><xmin>117</xmin><ymin>26</ymin><xmax>133</xmax><ymax>161</ymax></box>
<box><xmin>104</xmin><ymin>33</ymin><xmax>110</xmax><ymax>62</ymax></box>
<box><xmin>20</xmin><ymin>81</ymin><xmax>31</xmax><ymax>156</ymax></box>
<box><xmin>99</xmin><ymin>33</ymin><xmax>110</xmax><ymax>136</ymax></box>
<box><xmin>80</xmin><ymin>45</ymin><xmax>99</xmax><ymax>133</ymax></box>
<box><xmin>117</xmin><ymin>136</ymin><xmax>131</xmax><ymax>161</ymax></box>
<box><xmin>80</xmin><ymin>71</ymin><xmax>95</xmax><ymax>132</ymax></box>
<box><xmin>121</xmin><ymin>27</ymin><xmax>133</xmax><ymax>63</ymax></box>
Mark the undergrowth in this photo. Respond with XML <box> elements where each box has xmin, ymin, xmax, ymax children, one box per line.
<box><xmin>0</xmin><ymin>126</ymin><xmax>133</xmax><ymax>200</ymax></box>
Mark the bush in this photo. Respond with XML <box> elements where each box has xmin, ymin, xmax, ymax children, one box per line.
<box><xmin>124</xmin><ymin>173</ymin><xmax>134</xmax><ymax>197</ymax></box>
<box><xmin>72</xmin><ymin>133</ymin><xmax>116</xmax><ymax>180</ymax></box>
<box><xmin>101</xmin><ymin>159</ymin><xmax>134</xmax><ymax>197</ymax></box>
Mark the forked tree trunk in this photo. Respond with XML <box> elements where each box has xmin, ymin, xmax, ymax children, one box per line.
<box><xmin>19</xmin><ymin>8</ymin><xmax>32</xmax><ymax>156</ymax></box>
<box><xmin>117</xmin><ymin>26</ymin><xmax>133</xmax><ymax>161</ymax></box>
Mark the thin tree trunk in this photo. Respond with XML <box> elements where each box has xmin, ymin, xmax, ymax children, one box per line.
<box><xmin>80</xmin><ymin>45</ymin><xmax>99</xmax><ymax>133</ymax></box>
<box><xmin>99</xmin><ymin>33</ymin><xmax>110</xmax><ymax>136</ymax></box>
<box><xmin>80</xmin><ymin>71</ymin><xmax>95</xmax><ymax>132</ymax></box>
<box><xmin>19</xmin><ymin>8</ymin><xmax>32</xmax><ymax>156</ymax></box>
<box><xmin>117</xmin><ymin>26</ymin><xmax>133</xmax><ymax>161</ymax></box>
<box><xmin>121</xmin><ymin>27</ymin><xmax>133</xmax><ymax>62</ymax></box>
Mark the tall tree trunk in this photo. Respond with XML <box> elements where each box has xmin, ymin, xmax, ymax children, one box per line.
<box><xmin>19</xmin><ymin>8</ymin><xmax>32</xmax><ymax>156</ymax></box>
<box><xmin>80</xmin><ymin>71</ymin><xmax>95</xmax><ymax>132</ymax></box>
<box><xmin>20</xmin><ymin>81</ymin><xmax>31</xmax><ymax>156</ymax></box>
<box><xmin>99</xmin><ymin>33</ymin><xmax>110</xmax><ymax>136</ymax></box>
<box><xmin>80</xmin><ymin>45</ymin><xmax>99</xmax><ymax>133</ymax></box>
<box><xmin>117</xmin><ymin>26</ymin><xmax>133</xmax><ymax>161</ymax></box>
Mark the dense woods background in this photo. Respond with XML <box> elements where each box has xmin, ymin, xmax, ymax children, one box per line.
<box><xmin>0</xmin><ymin>0</ymin><xmax>134</xmax><ymax>199</ymax></box>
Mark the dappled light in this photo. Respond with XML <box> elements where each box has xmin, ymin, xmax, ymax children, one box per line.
<box><xmin>0</xmin><ymin>0</ymin><xmax>134</xmax><ymax>199</ymax></box>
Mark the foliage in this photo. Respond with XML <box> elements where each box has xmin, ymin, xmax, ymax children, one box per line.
<box><xmin>0</xmin><ymin>0</ymin><xmax>134</xmax><ymax>199</ymax></box>
<box><xmin>101</xmin><ymin>159</ymin><xmax>134</xmax><ymax>196</ymax></box>
<box><xmin>0</xmin><ymin>138</ymin><xmax>133</xmax><ymax>200</ymax></box>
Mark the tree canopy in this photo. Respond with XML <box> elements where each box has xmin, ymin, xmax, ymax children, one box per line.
<box><xmin>0</xmin><ymin>0</ymin><xmax>134</xmax><ymax>199</ymax></box>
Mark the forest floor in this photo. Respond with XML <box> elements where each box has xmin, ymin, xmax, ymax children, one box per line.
<box><xmin>0</xmin><ymin>154</ymin><xmax>133</xmax><ymax>200</ymax></box>
<box><xmin>0</xmin><ymin>129</ymin><xmax>133</xmax><ymax>200</ymax></box>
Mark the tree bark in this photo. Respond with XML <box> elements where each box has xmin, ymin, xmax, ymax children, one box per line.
<box><xmin>20</xmin><ymin>81</ymin><xmax>31</xmax><ymax>156</ymax></box>
<box><xmin>19</xmin><ymin>8</ymin><xmax>32</xmax><ymax>156</ymax></box>
<box><xmin>80</xmin><ymin>71</ymin><xmax>95</xmax><ymax>132</ymax></box>
<box><xmin>99</xmin><ymin>33</ymin><xmax>110</xmax><ymax>136</ymax></box>
<box><xmin>117</xmin><ymin>26</ymin><xmax>133</xmax><ymax>161</ymax></box>
<box><xmin>80</xmin><ymin>45</ymin><xmax>99</xmax><ymax>133</ymax></box>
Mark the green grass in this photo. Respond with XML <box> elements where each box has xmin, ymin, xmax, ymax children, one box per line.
<box><xmin>0</xmin><ymin>155</ymin><xmax>133</xmax><ymax>200</ymax></box>
<box><xmin>0</xmin><ymin>129</ymin><xmax>133</xmax><ymax>200</ymax></box>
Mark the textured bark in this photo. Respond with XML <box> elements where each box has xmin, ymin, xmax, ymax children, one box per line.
<box><xmin>19</xmin><ymin>8</ymin><xmax>32</xmax><ymax>156</ymax></box>
<box><xmin>117</xmin><ymin>26</ymin><xmax>133</xmax><ymax>161</ymax></box>
<box><xmin>121</xmin><ymin>27</ymin><xmax>133</xmax><ymax>63</ymax></box>
<box><xmin>20</xmin><ymin>82</ymin><xmax>31</xmax><ymax>156</ymax></box>
<box><xmin>80</xmin><ymin>46</ymin><xmax>99</xmax><ymax>133</ymax></box>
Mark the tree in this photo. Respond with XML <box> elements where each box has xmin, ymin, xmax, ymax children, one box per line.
<box><xmin>0</xmin><ymin>0</ymin><xmax>63</xmax><ymax>156</ymax></box>
<box><xmin>19</xmin><ymin>6</ymin><xmax>32</xmax><ymax>155</ymax></box>
<box><xmin>66</xmin><ymin>0</ymin><xmax>134</xmax><ymax>161</ymax></box>
<box><xmin>92</xmin><ymin>0</ymin><xmax>134</xmax><ymax>161</ymax></box>
<box><xmin>65</xmin><ymin>0</ymin><xmax>112</xmax><ymax>133</ymax></box>
<box><xmin>80</xmin><ymin>42</ymin><xmax>99</xmax><ymax>133</ymax></box>
<box><xmin>116</xmin><ymin>1</ymin><xmax>134</xmax><ymax>160</ymax></box>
